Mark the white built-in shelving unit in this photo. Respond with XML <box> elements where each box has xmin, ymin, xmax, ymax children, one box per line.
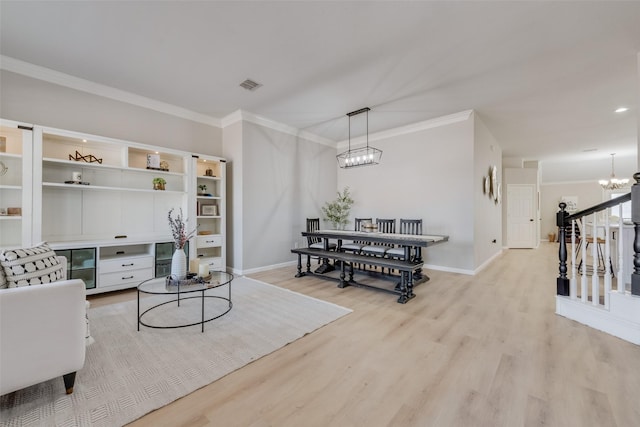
<box><xmin>0</xmin><ymin>119</ymin><xmax>226</xmax><ymax>294</ymax></box>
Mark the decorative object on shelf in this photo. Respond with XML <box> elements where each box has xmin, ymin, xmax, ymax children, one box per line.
<box><xmin>0</xmin><ymin>136</ymin><xmax>5</xmax><ymax>152</ymax></box>
<box><xmin>599</xmin><ymin>153</ymin><xmax>629</xmax><ymax>190</ymax></box>
<box><xmin>146</xmin><ymin>154</ymin><xmax>170</xmax><ymax>171</ymax></box>
<box><xmin>0</xmin><ymin>160</ymin><xmax>7</xmax><ymax>176</ymax></box>
<box><xmin>198</xmin><ymin>230</ymin><xmax>213</xmax><ymax>235</ymax></box>
<box><xmin>321</xmin><ymin>187</ymin><xmax>354</xmax><ymax>229</ymax></box>
<box><xmin>168</xmin><ymin>208</ymin><xmax>196</xmax><ymax>280</ymax></box>
<box><xmin>198</xmin><ymin>184</ymin><xmax>207</xmax><ymax>195</ymax></box>
<box><xmin>63</xmin><ymin>181</ymin><xmax>90</xmax><ymax>185</ymax></box>
<box><xmin>146</xmin><ymin>154</ymin><xmax>160</xmax><ymax>169</ymax></box>
<box><xmin>72</xmin><ymin>171</ymin><xmax>82</xmax><ymax>182</ymax></box>
<box><xmin>69</xmin><ymin>150</ymin><xmax>102</xmax><ymax>164</ymax></box>
<box><xmin>0</xmin><ymin>208</ymin><xmax>7</xmax><ymax>216</ymax></box>
<box><xmin>152</xmin><ymin>177</ymin><xmax>166</xmax><ymax>190</ymax></box>
<box><xmin>205</xmin><ymin>168</ymin><xmax>214</xmax><ymax>177</ymax></box>
<box><xmin>336</xmin><ymin>107</ymin><xmax>383</xmax><ymax>169</ymax></box>
<box><xmin>201</xmin><ymin>204</ymin><xmax>217</xmax><ymax>216</ymax></box>
<box><xmin>7</xmin><ymin>207</ymin><xmax>21</xmax><ymax>216</ymax></box>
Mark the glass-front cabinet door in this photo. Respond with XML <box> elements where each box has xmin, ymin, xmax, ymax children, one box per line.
<box><xmin>0</xmin><ymin>121</ymin><xmax>33</xmax><ymax>248</ymax></box>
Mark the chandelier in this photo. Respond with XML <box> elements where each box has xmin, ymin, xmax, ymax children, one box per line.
<box><xmin>599</xmin><ymin>153</ymin><xmax>629</xmax><ymax>190</ymax></box>
<box><xmin>336</xmin><ymin>107</ymin><xmax>383</xmax><ymax>169</ymax></box>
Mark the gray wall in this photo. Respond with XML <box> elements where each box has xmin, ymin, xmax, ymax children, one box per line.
<box><xmin>0</xmin><ymin>70</ymin><xmax>222</xmax><ymax>154</ymax></box>
<box><xmin>337</xmin><ymin>113</ymin><xmax>496</xmax><ymax>273</ymax></box>
<box><xmin>473</xmin><ymin>114</ymin><xmax>503</xmax><ymax>266</ymax></box>
<box><xmin>236</xmin><ymin>121</ymin><xmax>337</xmax><ymax>271</ymax></box>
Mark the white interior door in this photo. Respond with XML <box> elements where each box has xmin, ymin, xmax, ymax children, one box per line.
<box><xmin>507</xmin><ymin>184</ymin><xmax>536</xmax><ymax>248</ymax></box>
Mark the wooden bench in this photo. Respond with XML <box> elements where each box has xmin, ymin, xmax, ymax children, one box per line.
<box><xmin>290</xmin><ymin>247</ymin><xmax>424</xmax><ymax>303</ymax></box>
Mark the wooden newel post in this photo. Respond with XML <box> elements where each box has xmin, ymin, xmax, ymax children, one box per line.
<box><xmin>556</xmin><ymin>202</ymin><xmax>570</xmax><ymax>296</ymax></box>
<box><xmin>631</xmin><ymin>173</ymin><xmax>640</xmax><ymax>296</ymax></box>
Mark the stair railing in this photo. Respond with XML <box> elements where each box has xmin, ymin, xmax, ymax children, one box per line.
<box><xmin>557</xmin><ymin>173</ymin><xmax>640</xmax><ymax>303</ymax></box>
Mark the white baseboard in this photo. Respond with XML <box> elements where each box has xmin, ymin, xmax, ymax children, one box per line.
<box><xmin>556</xmin><ymin>294</ymin><xmax>640</xmax><ymax>345</ymax></box>
<box><xmin>232</xmin><ymin>260</ymin><xmax>298</xmax><ymax>276</ymax></box>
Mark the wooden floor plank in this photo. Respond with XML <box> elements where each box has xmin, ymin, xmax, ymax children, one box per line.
<box><xmin>84</xmin><ymin>243</ymin><xmax>640</xmax><ymax>427</ymax></box>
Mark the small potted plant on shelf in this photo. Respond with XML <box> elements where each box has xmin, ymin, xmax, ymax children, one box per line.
<box><xmin>153</xmin><ymin>177</ymin><xmax>166</xmax><ymax>190</ymax></box>
<box><xmin>322</xmin><ymin>187</ymin><xmax>354</xmax><ymax>229</ymax></box>
<box><xmin>198</xmin><ymin>184</ymin><xmax>207</xmax><ymax>195</ymax></box>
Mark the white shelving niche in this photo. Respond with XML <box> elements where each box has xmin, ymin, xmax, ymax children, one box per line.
<box><xmin>191</xmin><ymin>156</ymin><xmax>226</xmax><ymax>272</ymax></box>
<box><xmin>37</xmin><ymin>128</ymin><xmax>188</xmax><ymax>244</ymax></box>
<box><xmin>0</xmin><ymin>121</ymin><xmax>33</xmax><ymax>248</ymax></box>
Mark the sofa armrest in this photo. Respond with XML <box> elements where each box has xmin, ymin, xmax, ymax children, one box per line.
<box><xmin>0</xmin><ymin>279</ymin><xmax>86</xmax><ymax>395</ymax></box>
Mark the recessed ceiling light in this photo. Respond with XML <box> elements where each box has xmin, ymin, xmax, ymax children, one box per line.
<box><xmin>82</xmin><ymin>139</ymin><xmax>87</xmax><ymax>142</ymax></box>
<box><xmin>615</xmin><ymin>107</ymin><xmax>629</xmax><ymax>113</ymax></box>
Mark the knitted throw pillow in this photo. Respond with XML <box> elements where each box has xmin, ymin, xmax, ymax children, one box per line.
<box><xmin>0</xmin><ymin>243</ymin><xmax>64</xmax><ymax>287</ymax></box>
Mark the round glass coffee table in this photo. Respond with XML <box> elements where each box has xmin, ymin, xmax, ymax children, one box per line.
<box><xmin>137</xmin><ymin>271</ymin><xmax>233</xmax><ymax>332</ymax></box>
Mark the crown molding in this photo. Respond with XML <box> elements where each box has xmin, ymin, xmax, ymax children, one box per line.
<box><xmin>336</xmin><ymin>109</ymin><xmax>474</xmax><ymax>148</ymax></box>
<box><xmin>0</xmin><ymin>55</ymin><xmax>221</xmax><ymax>128</ymax></box>
<box><xmin>221</xmin><ymin>109</ymin><xmax>336</xmax><ymax>147</ymax></box>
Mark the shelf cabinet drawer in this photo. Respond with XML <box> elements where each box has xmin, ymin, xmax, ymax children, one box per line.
<box><xmin>197</xmin><ymin>235</ymin><xmax>222</xmax><ymax>248</ymax></box>
<box><xmin>99</xmin><ymin>268</ymin><xmax>153</xmax><ymax>287</ymax></box>
<box><xmin>199</xmin><ymin>256</ymin><xmax>223</xmax><ymax>269</ymax></box>
<box><xmin>100</xmin><ymin>256</ymin><xmax>154</xmax><ymax>274</ymax></box>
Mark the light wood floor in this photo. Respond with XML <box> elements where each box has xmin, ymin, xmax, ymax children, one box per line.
<box><xmin>90</xmin><ymin>243</ymin><xmax>640</xmax><ymax>427</ymax></box>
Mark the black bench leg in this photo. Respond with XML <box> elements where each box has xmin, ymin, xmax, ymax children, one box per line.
<box><xmin>306</xmin><ymin>255</ymin><xmax>312</xmax><ymax>273</ymax></box>
<box><xmin>63</xmin><ymin>372</ymin><xmax>76</xmax><ymax>394</ymax></box>
<box><xmin>295</xmin><ymin>254</ymin><xmax>305</xmax><ymax>277</ymax></box>
<box><xmin>349</xmin><ymin>262</ymin><xmax>354</xmax><ymax>282</ymax></box>
<box><xmin>338</xmin><ymin>261</ymin><xmax>347</xmax><ymax>288</ymax></box>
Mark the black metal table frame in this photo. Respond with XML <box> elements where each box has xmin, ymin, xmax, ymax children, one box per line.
<box><xmin>137</xmin><ymin>274</ymin><xmax>233</xmax><ymax>333</ymax></box>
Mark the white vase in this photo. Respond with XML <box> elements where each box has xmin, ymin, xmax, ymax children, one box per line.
<box><xmin>171</xmin><ymin>248</ymin><xmax>187</xmax><ymax>280</ymax></box>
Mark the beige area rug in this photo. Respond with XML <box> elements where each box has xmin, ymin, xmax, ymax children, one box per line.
<box><xmin>0</xmin><ymin>277</ymin><xmax>351</xmax><ymax>426</ymax></box>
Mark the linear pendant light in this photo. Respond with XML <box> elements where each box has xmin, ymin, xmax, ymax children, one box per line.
<box><xmin>336</xmin><ymin>107</ymin><xmax>383</xmax><ymax>169</ymax></box>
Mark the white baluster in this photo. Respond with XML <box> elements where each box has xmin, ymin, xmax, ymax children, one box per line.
<box><xmin>604</xmin><ymin>209</ymin><xmax>611</xmax><ymax>309</ymax></box>
<box><xmin>592</xmin><ymin>213</ymin><xmax>600</xmax><ymax>306</ymax></box>
<box><xmin>581</xmin><ymin>217</ymin><xmax>588</xmax><ymax>303</ymax></box>
<box><xmin>617</xmin><ymin>204</ymin><xmax>624</xmax><ymax>293</ymax></box>
<box><xmin>570</xmin><ymin>219</ymin><xmax>577</xmax><ymax>299</ymax></box>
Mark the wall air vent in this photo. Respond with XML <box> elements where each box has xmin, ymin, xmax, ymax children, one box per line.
<box><xmin>239</xmin><ymin>79</ymin><xmax>262</xmax><ymax>91</ymax></box>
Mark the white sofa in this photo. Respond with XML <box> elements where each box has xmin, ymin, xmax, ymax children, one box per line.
<box><xmin>0</xmin><ymin>258</ymin><xmax>87</xmax><ymax>396</ymax></box>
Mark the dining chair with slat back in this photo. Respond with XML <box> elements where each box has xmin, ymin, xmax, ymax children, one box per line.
<box><xmin>341</xmin><ymin>217</ymin><xmax>372</xmax><ymax>253</ymax></box>
<box><xmin>341</xmin><ymin>217</ymin><xmax>372</xmax><ymax>271</ymax></box>
<box><xmin>306</xmin><ymin>218</ymin><xmax>337</xmax><ymax>265</ymax></box>
<box><xmin>387</xmin><ymin>219</ymin><xmax>423</xmax><ymax>261</ymax></box>
<box><xmin>361</xmin><ymin>218</ymin><xmax>396</xmax><ymax>273</ymax></box>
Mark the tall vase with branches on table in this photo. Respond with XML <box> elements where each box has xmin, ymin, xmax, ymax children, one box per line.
<box><xmin>168</xmin><ymin>208</ymin><xmax>196</xmax><ymax>280</ymax></box>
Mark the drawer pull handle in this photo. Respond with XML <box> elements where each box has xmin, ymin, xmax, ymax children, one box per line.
<box><xmin>122</xmin><ymin>263</ymin><xmax>134</xmax><ymax>267</ymax></box>
<box><xmin>206</xmin><ymin>240</ymin><xmax>215</xmax><ymax>243</ymax></box>
<box><xmin>122</xmin><ymin>275</ymin><xmax>134</xmax><ymax>280</ymax></box>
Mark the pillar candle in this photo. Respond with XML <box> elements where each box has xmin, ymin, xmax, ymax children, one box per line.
<box><xmin>199</xmin><ymin>263</ymin><xmax>209</xmax><ymax>277</ymax></box>
<box><xmin>189</xmin><ymin>259</ymin><xmax>200</xmax><ymax>274</ymax></box>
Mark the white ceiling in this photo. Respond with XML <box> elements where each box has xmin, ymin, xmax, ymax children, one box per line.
<box><xmin>1</xmin><ymin>1</ymin><xmax>639</xmax><ymax>182</ymax></box>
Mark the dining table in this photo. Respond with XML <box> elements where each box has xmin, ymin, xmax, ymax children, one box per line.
<box><xmin>301</xmin><ymin>228</ymin><xmax>449</xmax><ymax>282</ymax></box>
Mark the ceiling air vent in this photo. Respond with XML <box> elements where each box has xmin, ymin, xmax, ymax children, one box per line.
<box><xmin>239</xmin><ymin>79</ymin><xmax>262</xmax><ymax>91</ymax></box>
